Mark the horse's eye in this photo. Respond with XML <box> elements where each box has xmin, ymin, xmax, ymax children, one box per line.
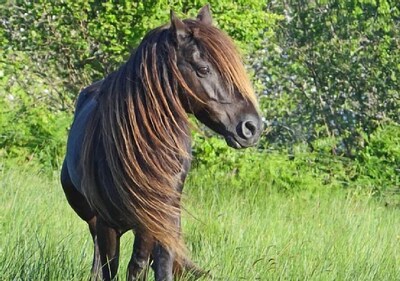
<box><xmin>196</xmin><ymin>66</ymin><xmax>210</xmax><ymax>76</ymax></box>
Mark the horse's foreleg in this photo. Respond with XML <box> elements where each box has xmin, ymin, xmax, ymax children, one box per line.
<box><xmin>96</xmin><ymin>218</ymin><xmax>121</xmax><ymax>281</ymax></box>
<box><xmin>151</xmin><ymin>243</ymin><xmax>175</xmax><ymax>281</ymax></box>
<box><xmin>127</xmin><ymin>231</ymin><xmax>154</xmax><ymax>280</ymax></box>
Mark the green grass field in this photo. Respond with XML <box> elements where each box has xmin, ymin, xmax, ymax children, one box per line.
<box><xmin>1</xmin><ymin>165</ymin><xmax>399</xmax><ymax>280</ymax></box>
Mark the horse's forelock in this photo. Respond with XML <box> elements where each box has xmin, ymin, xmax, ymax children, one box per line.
<box><xmin>186</xmin><ymin>20</ymin><xmax>258</xmax><ymax>107</ymax></box>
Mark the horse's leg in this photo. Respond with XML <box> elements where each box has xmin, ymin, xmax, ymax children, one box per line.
<box><xmin>96</xmin><ymin>218</ymin><xmax>121</xmax><ymax>280</ymax></box>
<box><xmin>60</xmin><ymin>161</ymin><xmax>102</xmax><ymax>279</ymax></box>
<box><xmin>126</xmin><ymin>231</ymin><xmax>154</xmax><ymax>281</ymax></box>
<box><xmin>88</xmin><ymin>216</ymin><xmax>102</xmax><ymax>280</ymax></box>
<box><xmin>127</xmin><ymin>231</ymin><xmax>205</xmax><ymax>281</ymax></box>
<box><xmin>149</xmin><ymin>221</ymin><xmax>206</xmax><ymax>280</ymax></box>
<box><xmin>152</xmin><ymin>163</ymin><xmax>207</xmax><ymax>281</ymax></box>
<box><xmin>151</xmin><ymin>243</ymin><xmax>175</xmax><ymax>281</ymax></box>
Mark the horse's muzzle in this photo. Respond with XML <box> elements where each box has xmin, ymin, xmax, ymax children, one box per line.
<box><xmin>226</xmin><ymin>115</ymin><xmax>263</xmax><ymax>149</ymax></box>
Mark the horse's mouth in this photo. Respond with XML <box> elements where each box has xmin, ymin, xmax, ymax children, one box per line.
<box><xmin>225</xmin><ymin>136</ymin><xmax>244</xmax><ymax>149</ymax></box>
<box><xmin>225</xmin><ymin>134</ymin><xmax>261</xmax><ymax>149</ymax></box>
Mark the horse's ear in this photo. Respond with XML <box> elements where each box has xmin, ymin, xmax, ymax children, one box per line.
<box><xmin>170</xmin><ymin>10</ymin><xmax>190</xmax><ymax>44</ymax></box>
<box><xmin>197</xmin><ymin>4</ymin><xmax>212</xmax><ymax>25</ymax></box>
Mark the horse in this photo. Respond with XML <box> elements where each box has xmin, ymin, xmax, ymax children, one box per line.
<box><xmin>61</xmin><ymin>5</ymin><xmax>262</xmax><ymax>281</ymax></box>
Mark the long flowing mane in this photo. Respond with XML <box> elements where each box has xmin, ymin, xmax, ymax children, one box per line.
<box><xmin>80</xmin><ymin>20</ymin><xmax>257</xmax><ymax>261</ymax></box>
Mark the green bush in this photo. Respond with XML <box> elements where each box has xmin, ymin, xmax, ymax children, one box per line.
<box><xmin>192</xmin><ymin>132</ymin><xmax>351</xmax><ymax>193</ymax></box>
<box><xmin>354</xmin><ymin>123</ymin><xmax>400</xmax><ymax>195</ymax></box>
<box><xmin>0</xmin><ymin>51</ymin><xmax>71</xmax><ymax>170</ymax></box>
<box><xmin>192</xmin><ymin>124</ymin><xmax>399</xmax><ymax>197</ymax></box>
<box><xmin>253</xmin><ymin>0</ymin><xmax>400</xmax><ymax>155</ymax></box>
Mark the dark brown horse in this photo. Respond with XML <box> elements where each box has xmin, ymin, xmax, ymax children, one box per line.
<box><xmin>61</xmin><ymin>5</ymin><xmax>262</xmax><ymax>281</ymax></box>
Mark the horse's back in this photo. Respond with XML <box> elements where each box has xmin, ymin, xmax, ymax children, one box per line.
<box><xmin>65</xmin><ymin>81</ymin><xmax>102</xmax><ymax>192</ymax></box>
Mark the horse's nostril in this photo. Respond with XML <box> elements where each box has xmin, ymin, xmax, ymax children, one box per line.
<box><xmin>241</xmin><ymin>120</ymin><xmax>257</xmax><ymax>139</ymax></box>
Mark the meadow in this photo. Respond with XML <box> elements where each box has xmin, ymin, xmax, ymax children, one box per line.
<box><xmin>1</xmin><ymin>162</ymin><xmax>399</xmax><ymax>281</ymax></box>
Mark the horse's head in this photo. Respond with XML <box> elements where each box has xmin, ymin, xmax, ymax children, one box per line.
<box><xmin>170</xmin><ymin>5</ymin><xmax>263</xmax><ymax>149</ymax></box>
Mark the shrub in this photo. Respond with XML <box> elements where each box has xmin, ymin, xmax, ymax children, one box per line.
<box><xmin>0</xmin><ymin>51</ymin><xmax>71</xmax><ymax>170</ymax></box>
<box><xmin>353</xmin><ymin>123</ymin><xmax>400</xmax><ymax>195</ymax></box>
<box><xmin>252</xmin><ymin>0</ymin><xmax>400</xmax><ymax>155</ymax></box>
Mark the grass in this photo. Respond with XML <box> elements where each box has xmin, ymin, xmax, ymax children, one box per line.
<box><xmin>1</xmin><ymin>163</ymin><xmax>400</xmax><ymax>280</ymax></box>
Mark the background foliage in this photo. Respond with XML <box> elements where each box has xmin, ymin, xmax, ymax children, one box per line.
<box><xmin>254</xmin><ymin>0</ymin><xmax>399</xmax><ymax>156</ymax></box>
<box><xmin>0</xmin><ymin>0</ymin><xmax>399</xmax><ymax>196</ymax></box>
